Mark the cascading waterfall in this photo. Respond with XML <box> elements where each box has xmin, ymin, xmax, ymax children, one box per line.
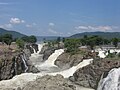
<box><xmin>37</xmin><ymin>44</ymin><xmax>43</xmax><ymax>54</ymax></box>
<box><xmin>97</xmin><ymin>67</ymin><xmax>120</xmax><ymax>90</ymax></box>
<box><xmin>35</xmin><ymin>49</ymin><xmax>64</xmax><ymax>72</ymax></box>
<box><xmin>0</xmin><ymin>43</ymin><xmax>93</xmax><ymax>90</ymax></box>
<box><xmin>39</xmin><ymin>49</ymin><xmax>64</xmax><ymax>67</ymax></box>
<box><xmin>21</xmin><ymin>54</ymin><xmax>28</xmax><ymax>72</ymax></box>
<box><xmin>31</xmin><ymin>44</ymin><xmax>44</xmax><ymax>56</ymax></box>
<box><xmin>49</xmin><ymin>58</ymin><xmax>93</xmax><ymax>78</ymax></box>
<box><xmin>30</xmin><ymin>45</ymin><xmax>36</xmax><ymax>53</ymax></box>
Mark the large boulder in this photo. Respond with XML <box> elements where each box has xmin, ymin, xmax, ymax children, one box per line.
<box><xmin>22</xmin><ymin>74</ymin><xmax>76</xmax><ymax>90</ymax></box>
<box><xmin>55</xmin><ymin>52</ymin><xmax>84</xmax><ymax>69</ymax></box>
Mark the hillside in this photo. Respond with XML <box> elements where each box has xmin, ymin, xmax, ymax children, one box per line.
<box><xmin>70</xmin><ymin>32</ymin><xmax>120</xmax><ymax>39</ymax></box>
<box><xmin>0</xmin><ymin>28</ymin><xmax>26</xmax><ymax>38</ymax></box>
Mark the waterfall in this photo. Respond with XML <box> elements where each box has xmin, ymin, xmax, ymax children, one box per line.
<box><xmin>0</xmin><ymin>58</ymin><xmax>93</xmax><ymax>89</ymax></box>
<box><xmin>97</xmin><ymin>67</ymin><xmax>120</xmax><ymax>90</ymax></box>
<box><xmin>35</xmin><ymin>49</ymin><xmax>64</xmax><ymax>72</ymax></box>
<box><xmin>30</xmin><ymin>45</ymin><xmax>36</xmax><ymax>54</ymax></box>
<box><xmin>37</xmin><ymin>44</ymin><xmax>43</xmax><ymax>54</ymax></box>
<box><xmin>21</xmin><ymin>54</ymin><xmax>28</xmax><ymax>72</ymax></box>
<box><xmin>14</xmin><ymin>56</ymin><xmax>17</xmax><ymax>75</ymax></box>
<box><xmin>0</xmin><ymin>43</ymin><xmax>93</xmax><ymax>89</ymax></box>
<box><xmin>43</xmin><ymin>49</ymin><xmax>64</xmax><ymax>67</ymax></box>
<box><xmin>49</xmin><ymin>58</ymin><xmax>93</xmax><ymax>78</ymax></box>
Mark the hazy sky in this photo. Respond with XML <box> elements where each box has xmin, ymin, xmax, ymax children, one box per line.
<box><xmin>0</xmin><ymin>0</ymin><xmax>120</xmax><ymax>36</ymax></box>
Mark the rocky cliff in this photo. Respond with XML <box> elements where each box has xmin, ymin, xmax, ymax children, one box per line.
<box><xmin>70</xmin><ymin>58</ymin><xmax>120</xmax><ymax>89</ymax></box>
<box><xmin>0</xmin><ymin>43</ymin><xmax>39</xmax><ymax>81</ymax></box>
<box><xmin>0</xmin><ymin>51</ymin><xmax>27</xmax><ymax>80</ymax></box>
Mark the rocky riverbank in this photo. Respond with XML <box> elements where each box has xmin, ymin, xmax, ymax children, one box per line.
<box><xmin>70</xmin><ymin>58</ymin><xmax>120</xmax><ymax>89</ymax></box>
<box><xmin>55</xmin><ymin>51</ymin><xmax>96</xmax><ymax>69</ymax></box>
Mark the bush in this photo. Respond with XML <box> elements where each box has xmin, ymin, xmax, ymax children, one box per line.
<box><xmin>64</xmin><ymin>38</ymin><xmax>80</xmax><ymax>54</ymax></box>
<box><xmin>16</xmin><ymin>38</ymin><xmax>25</xmax><ymax>49</ymax></box>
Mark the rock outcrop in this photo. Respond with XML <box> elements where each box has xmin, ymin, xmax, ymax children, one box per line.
<box><xmin>25</xmin><ymin>43</ymin><xmax>38</xmax><ymax>54</ymax></box>
<box><xmin>55</xmin><ymin>52</ymin><xmax>84</xmax><ymax>69</ymax></box>
<box><xmin>70</xmin><ymin>59</ymin><xmax>120</xmax><ymax>89</ymax></box>
<box><xmin>0</xmin><ymin>51</ymin><xmax>28</xmax><ymax>80</ymax></box>
<box><xmin>22</xmin><ymin>74</ymin><xmax>76</xmax><ymax>90</ymax></box>
<box><xmin>0</xmin><ymin>43</ymin><xmax>39</xmax><ymax>81</ymax></box>
<box><xmin>40</xmin><ymin>44</ymin><xmax>63</xmax><ymax>61</ymax></box>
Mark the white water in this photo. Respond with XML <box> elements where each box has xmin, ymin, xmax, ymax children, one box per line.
<box><xmin>96</xmin><ymin>48</ymin><xmax>120</xmax><ymax>59</ymax></box>
<box><xmin>31</xmin><ymin>44</ymin><xmax>44</xmax><ymax>57</ymax></box>
<box><xmin>21</xmin><ymin>54</ymin><xmax>28</xmax><ymax>72</ymax></box>
<box><xmin>0</xmin><ymin>44</ymin><xmax>93</xmax><ymax>90</ymax></box>
<box><xmin>0</xmin><ymin>58</ymin><xmax>93</xmax><ymax>89</ymax></box>
<box><xmin>38</xmin><ymin>49</ymin><xmax>64</xmax><ymax>67</ymax></box>
<box><xmin>98</xmin><ymin>50</ymin><xmax>106</xmax><ymax>58</ymax></box>
<box><xmin>97</xmin><ymin>67</ymin><xmax>120</xmax><ymax>90</ymax></box>
<box><xmin>49</xmin><ymin>58</ymin><xmax>93</xmax><ymax>78</ymax></box>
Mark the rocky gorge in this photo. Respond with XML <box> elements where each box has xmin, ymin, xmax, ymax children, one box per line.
<box><xmin>0</xmin><ymin>43</ymin><xmax>120</xmax><ymax>90</ymax></box>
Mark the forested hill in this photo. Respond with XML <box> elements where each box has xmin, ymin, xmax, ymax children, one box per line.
<box><xmin>0</xmin><ymin>28</ymin><xmax>26</xmax><ymax>38</ymax></box>
<box><xmin>70</xmin><ymin>32</ymin><xmax>120</xmax><ymax>39</ymax></box>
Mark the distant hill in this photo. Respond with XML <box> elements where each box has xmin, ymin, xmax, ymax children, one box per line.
<box><xmin>0</xmin><ymin>28</ymin><xmax>26</xmax><ymax>38</ymax></box>
<box><xmin>36</xmin><ymin>36</ymin><xmax>64</xmax><ymax>42</ymax></box>
<box><xmin>70</xmin><ymin>32</ymin><xmax>120</xmax><ymax>39</ymax></box>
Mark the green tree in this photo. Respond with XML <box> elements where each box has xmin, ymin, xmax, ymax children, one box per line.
<box><xmin>16</xmin><ymin>38</ymin><xmax>25</xmax><ymax>49</ymax></box>
<box><xmin>2</xmin><ymin>34</ymin><xmax>13</xmax><ymax>47</ymax></box>
<box><xmin>112</xmin><ymin>38</ymin><xmax>119</xmax><ymax>47</ymax></box>
<box><xmin>21</xmin><ymin>36</ymin><xmax>29</xmax><ymax>42</ymax></box>
<box><xmin>62</xmin><ymin>37</ymin><xmax>65</xmax><ymax>43</ymax></box>
<box><xmin>28</xmin><ymin>35</ymin><xmax>37</xmax><ymax>43</ymax></box>
<box><xmin>56</xmin><ymin>37</ymin><xmax>61</xmax><ymax>48</ymax></box>
<box><xmin>64</xmin><ymin>39</ymin><xmax>80</xmax><ymax>54</ymax></box>
<box><xmin>21</xmin><ymin>35</ymin><xmax>37</xmax><ymax>43</ymax></box>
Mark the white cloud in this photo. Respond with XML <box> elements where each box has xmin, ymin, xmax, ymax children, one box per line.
<box><xmin>48</xmin><ymin>29</ymin><xmax>57</xmax><ymax>34</ymax></box>
<box><xmin>10</xmin><ymin>18</ymin><xmax>25</xmax><ymax>24</ymax></box>
<box><xmin>49</xmin><ymin>23</ymin><xmax>55</xmax><ymax>26</ymax></box>
<box><xmin>75</xmin><ymin>26</ymin><xmax>89</xmax><ymax>30</ymax></box>
<box><xmin>75</xmin><ymin>25</ymin><xmax>113</xmax><ymax>31</ymax></box>
<box><xmin>0</xmin><ymin>24</ymin><xmax>13</xmax><ymax>29</ymax></box>
<box><xmin>26</xmin><ymin>23</ymin><xmax>37</xmax><ymax>28</ymax></box>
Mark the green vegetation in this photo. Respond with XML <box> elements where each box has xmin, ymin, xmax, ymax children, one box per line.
<box><xmin>0</xmin><ymin>33</ymin><xmax>37</xmax><ymax>49</ymax></box>
<box><xmin>112</xmin><ymin>38</ymin><xmax>119</xmax><ymax>47</ymax></box>
<box><xmin>2</xmin><ymin>34</ymin><xmax>13</xmax><ymax>47</ymax></box>
<box><xmin>106</xmin><ymin>52</ymin><xmax>120</xmax><ymax>59</ymax></box>
<box><xmin>16</xmin><ymin>38</ymin><xmax>25</xmax><ymax>49</ymax></box>
<box><xmin>21</xmin><ymin>35</ymin><xmax>37</xmax><ymax>43</ymax></box>
<box><xmin>64</xmin><ymin>38</ymin><xmax>80</xmax><ymax>54</ymax></box>
<box><xmin>63</xmin><ymin>35</ymin><xmax>120</xmax><ymax>54</ymax></box>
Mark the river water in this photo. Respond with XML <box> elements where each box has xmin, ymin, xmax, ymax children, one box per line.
<box><xmin>0</xmin><ymin>44</ymin><xmax>94</xmax><ymax>90</ymax></box>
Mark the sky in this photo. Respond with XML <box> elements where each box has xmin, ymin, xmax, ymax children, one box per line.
<box><xmin>0</xmin><ymin>0</ymin><xmax>120</xmax><ymax>36</ymax></box>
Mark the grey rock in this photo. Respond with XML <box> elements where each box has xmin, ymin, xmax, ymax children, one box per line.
<box><xmin>23</xmin><ymin>75</ymin><xmax>76</xmax><ymax>90</ymax></box>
